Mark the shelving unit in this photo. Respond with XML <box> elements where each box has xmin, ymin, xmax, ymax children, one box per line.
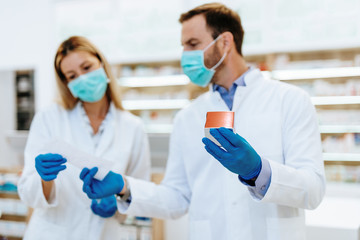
<box><xmin>111</xmin><ymin>52</ymin><xmax>359</xmax><ymax>240</ymax></box>
<box><xmin>271</xmin><ymin>67</ymin><xmax>360</xmax><ymax>80</ymax></box>
<box><xmin>319</xmin><ymin>125</ymin><xmax>360</xmax><ymax>134</ymax></box>
<box><xmin>15</xmin><ymin>70</ymin><xmax>35</xmax><ymax>131</ymax></box>
<box><xmin>112</xmin><ymin>50</ymin><xmax>360</xmax><ymax>186</ymax></box>
<box><xmin>119</xmin><ymin>75</ymin><xmax>189</xmax><ymax>88</ymax></box>
<box><xmin>323</xmin><ymin>153</ymin><xmax>360</xmax><ymax>162</ymax></box>
<box><xmin>114</xmin><ymin>60</ymin><xmax>207</xmax><ymax>137</ymax></box>
<box><xmin>270</xmin><ymin>65</ymin><xmax>360</xmax><ymax>184</ymax></box>
<box><xmin>0</xmin><ymin>168</ymin><xmax>29</xmax><ymax>240</ymax></box>
<box><xmin>311</xmin><ymin>96</ymin><xmax>360</xmax><ymax>106</ymax></box>
<box><xmin>122</xmin><ymin>99</ymin><xmax>191</xmax><ymax>111</ymax></box>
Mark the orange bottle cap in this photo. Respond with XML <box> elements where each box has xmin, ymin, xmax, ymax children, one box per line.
<box><xmin>205</xmin><ymin>111</ymin><xmax>234</xmax><ymax>128</ymax></box>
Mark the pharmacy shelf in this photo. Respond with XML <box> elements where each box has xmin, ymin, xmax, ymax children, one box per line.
<box><xmin>146</xmin><ymin>124</ymin><xmax>360</xmax><ymax>135</ymax></box>
<box><xmin>122</xmin><ymin>99</ymin><xmax>191</xmax><ymax>110</ymax></box>
<box><xmin>117</xmin><ymin>67</ymin><xmax>360</xmax><ymax>85</ymax></box>
<box><xmin>0</xmin><ymin>214</ymin><xmax>27</xmax><ymax>222</ymax></box>
<box><xmin>118</xmin><ymin>75</ymin><xmax>189</xmax><ymax>88</ymax></box>
<box><xmin>272</xmin><ymin>67</ymin><xmax>360</xmax><ymax>81</ymax></box>
<box><xmin>243</xmin><ymin>40</ymin><xmax>360</xmax><ymax>57</ymax></box>
<box><xmin>323</xmin><ymin>153</ymin><xmax>360</xmax><ymax>162</ymax></box>
<box><xmin>145</xmin><ymin>124</ymin><xmax>173</xmax><ymax>134</ymax></box>
<box><xmin>5</xmin><ymin>130</ymin><xmax>28</xmax><ymax>153</ymax></box>
<box><xmin>319</xmin><ymin>125</ymin><xmax>360</xmax><ymax>134</ymax></box>
<box><xmin>110</xmin><ymin>42</ymin><xmax>360</xmax><ymax>65</ymax></box>
<box><xmin>0</xmin><ymin>234</ymin><xmax>23</xmax><ymax>240</ymax></box>
<box><xmin>0</xmin><ymin>192</ymin><xmax>19</xmax><ymax>200</ymax></box>
<box><xmin>311</xmin><ymin>96</ymin><xmax>360</xmax><ymax>106</ymax></box>
<box><xmin>325</xmin><ymin>182</ymin><xmax>360</xmax><ymax>199</ymax></box>
<box><xmin>109</xmin><ymin>53</ymin><xmax>181</xmax><ymax>66</ymax></box>
<box><xmin>145</xmin><ymin>123</ymin><xmax>360</xmax><ymax>135</ymax></box>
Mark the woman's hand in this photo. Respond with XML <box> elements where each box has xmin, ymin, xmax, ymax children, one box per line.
<box><xmin>35</xmin><ymin>153</ymin><xmax>67</xmax><ymax>181</ymax></box>
<box><xmin>91</xmin><ymin>196</ymin><xmax>118</xmax><ymax>218</ymax></box>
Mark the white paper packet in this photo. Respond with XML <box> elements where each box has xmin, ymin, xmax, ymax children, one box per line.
<box><xmin>40</xmin><ymin>139</ymin><xmax>114</xmax><ymax>180</ymax></box>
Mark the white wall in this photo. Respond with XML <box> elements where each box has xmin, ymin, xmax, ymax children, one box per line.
<box><xmin>0</xmin><ymin>0</ymin><xmax>57</xmax><ymax>111</ymax></box>
<box><xmin>0</xmin><ymin>0</ymin><xmax>57</xmax><ymax>167</ymax></box>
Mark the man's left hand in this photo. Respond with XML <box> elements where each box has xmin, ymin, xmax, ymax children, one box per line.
<box><xmin>202</xmin><ymin>127</ymin><xmax>262</xmax><ymax>180</ymax></box>
<box><xmin>80</xmin><ymin>167</ymin><xmax>124</xmax><ymax>199</ymax></box>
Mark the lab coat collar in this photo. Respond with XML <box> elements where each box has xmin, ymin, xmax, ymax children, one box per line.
<box><xmin>74</xmin><ymin>100</ymin><xmax>116</xmax><ymax>117</ymax></box>
<box><xmin>243</xmin><ymin>68</ymin><xmax>263</xmax><ymax>86</ymax></box>
<box><xmin>73</xmin><ymin>101</ymin><xmax>117</xmax><ymax>156</ymax></box>
<box><xmin>209</xmin><ymin>68</ymin><xmax>263</xmax><ymax>91</ymax></box>
<box><xmin>207</xmin><ymin>68</ymin><xmax>265</xmax><ymax>112</ymax></box>
<box><xmin>209</xmin><ymin>68</ymin><xmax>264</xmax><ymax>97</ymax></box>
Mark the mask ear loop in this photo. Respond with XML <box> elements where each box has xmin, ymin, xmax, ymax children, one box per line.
<box><xmin>203</xmin><ymin>34</ymin><xmax>227</xmax><ymax>70</ymax></box>
<box><xmin>210</xmin><ymin>51</ymin><xmax>227</xmax><ymax>70</ymax></box>
<box><xmin>203</xmin><ymin>34</ymin><xmax>222</xmax><ymax>52</ymax></box>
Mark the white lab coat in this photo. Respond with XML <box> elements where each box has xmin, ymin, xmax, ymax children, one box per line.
<box><xmin>18</xmin><ymin>102</ymin><xmax>151</xmax><ymax>240</ymax></box>
<box><xmin>119</xmin><ymin>69</ymin><xmax>325</xmax><ymax>240</ymax></box>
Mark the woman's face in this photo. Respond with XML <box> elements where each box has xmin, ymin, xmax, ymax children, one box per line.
<box><xmin>60</xmin><ymin>50</ymin><xmax>101</xmax><ymax>82</ymax></box>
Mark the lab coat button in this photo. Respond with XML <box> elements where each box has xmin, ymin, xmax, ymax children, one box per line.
<box><xmin>261</xmin><ymin>185</ymin><xmax>266</xmax><ymax>191</ymax></box>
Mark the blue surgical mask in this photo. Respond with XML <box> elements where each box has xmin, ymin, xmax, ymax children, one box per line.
<box><xmin>181</xmin><ymin>35</ymin><xmax>227</xmax><ymax>87</ymax></box>
<box><xmin>68</xmin><ymin>68</ymin><xmax>108</xmax><ymax>103</ymax></box>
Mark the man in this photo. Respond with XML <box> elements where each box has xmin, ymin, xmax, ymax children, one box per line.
<box><xmin>80</xmin><ymin>3</ymin><xmax>325</xmax><ymax>239</ymax></box>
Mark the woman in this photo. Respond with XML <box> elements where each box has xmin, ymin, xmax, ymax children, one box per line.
<box><xmin>17</xmin><ymin>36</ymin><xmax>151</xmax><ymax>240</ymax></box>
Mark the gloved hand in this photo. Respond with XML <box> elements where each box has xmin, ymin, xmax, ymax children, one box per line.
<box><xmin>91</xmin><ymin>195</ymin><xmax>117</xmax><ymax>218</ymax></box>
<box><xmin>80</xmin><ymin>167</ymin><xmax>124</xmax><ymax>199</ymax></box>
<box><xmin>35</xmin><ymin>153</ymin><xmax>67</xmax><ymax>181</ymax></box>
<box><xmin>202</xmin><ymin>127</ymin><xmax>262</xmax><ymax>180</ymax></box>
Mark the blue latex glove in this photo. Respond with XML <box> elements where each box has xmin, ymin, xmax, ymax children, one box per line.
<box><xmin>35</xmin><ymin>153</ymin><xmax>67</xmax><ymax>181</ymax></box>
<box><xmin>80</xmin><ymin>167</ymin><xmax>124</xmax><ymax>199</ymax></box>
<box><xmin>91</xmin><ymin>195</ymin><xmax>117</xmax><ymax>218</ymax></box>
<box><xmin>202</xmin><ymin>127</ymin><xmax>262</xmax><ymax>180</ymax></box>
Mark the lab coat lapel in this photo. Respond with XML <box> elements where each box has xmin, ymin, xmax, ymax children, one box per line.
<box><xmin>95</xmin><ymin>103</ymin><xmax>116</xmax><ymax>157</ymax></box>
<box><xmin>232</xmin><ymin>86</ymin><xmax>246</xmax><ymax>113</ymax></box>
<box><xmin>232</xmin><ymin>69</ymin><xmax>263</xmax><ymax>112</ymax></box>
<box><xmin>209</xmin><ymin>85</ymin><xmax>230</xmax><ymax>111</ymax></box>
<box><xmin>72</xmin><ymin>102</ymin><xmax>95</xmax><ymax>153</ymax></box>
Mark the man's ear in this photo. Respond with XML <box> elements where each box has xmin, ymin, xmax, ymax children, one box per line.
<box><xmin>221</xmin><ymin>31</ymin><xmax>234</xmax><ymax>52</ymax></box>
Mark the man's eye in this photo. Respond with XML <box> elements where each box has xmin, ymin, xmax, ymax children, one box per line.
<box><xmin>84</xmin><ymin>65</ymin><xmax>91</xmax><ymax>70</ymax></box>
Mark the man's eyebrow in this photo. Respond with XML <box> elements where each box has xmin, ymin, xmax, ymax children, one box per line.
<box><xmin>184</xmin><ymin>38</ymin><xmax>199</xmax><ymax>45</ymax></box>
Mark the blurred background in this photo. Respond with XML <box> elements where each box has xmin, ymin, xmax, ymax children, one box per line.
<box><xmin>0</xmin><ymin>0</ymin><xmax>360</xmax><ymax>239</ymax></box>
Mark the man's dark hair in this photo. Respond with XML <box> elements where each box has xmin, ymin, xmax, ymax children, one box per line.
<box><xmin>179</xmin><ymin>2</ymin><xmax>244</xmax><ymax>56</ymax></box>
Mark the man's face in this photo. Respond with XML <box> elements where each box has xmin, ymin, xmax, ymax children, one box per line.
<box><xmin>181</xmin><ymin>14</ymin><xmax>213</xmax><ymax>51</ymax></box>
<box><xmin>181</xmin><ymin>14</ymin><xmax>222</xmax><ymax>69</ymax></box>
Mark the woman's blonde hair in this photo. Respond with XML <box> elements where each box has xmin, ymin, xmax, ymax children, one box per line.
<box><xmin>54</xmin><ymin>36</ymin><xmax>123</xmax><ymax>110</ymax></box>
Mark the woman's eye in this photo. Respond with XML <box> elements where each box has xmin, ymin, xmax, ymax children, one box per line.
<box><xmin>68</xmin><ymin>75</ymin><xmax>76</xmax><ymax>80</ymax></box>
<box><xmin>84</xmin><ymin>65</ymin><xmax>91</xmax><ymax>70</ymax></box>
